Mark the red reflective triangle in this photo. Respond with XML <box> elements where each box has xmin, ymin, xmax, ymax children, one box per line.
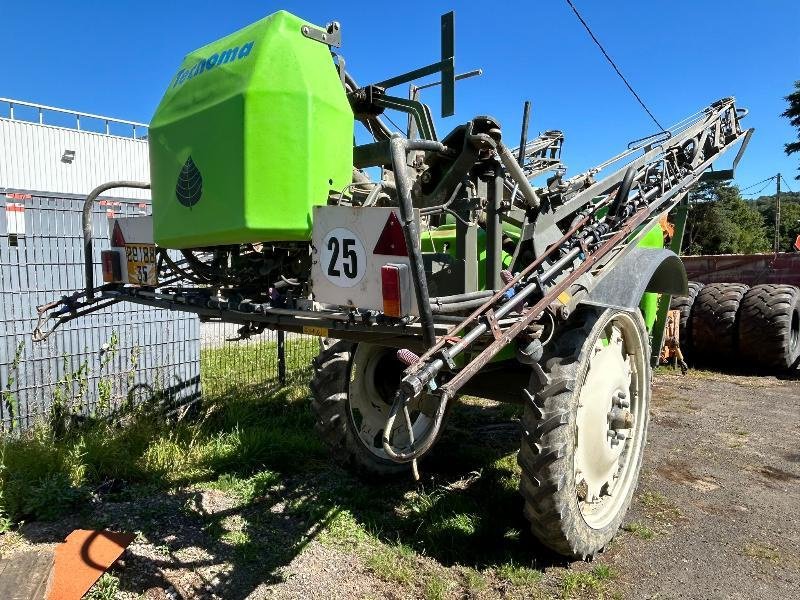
<box><xmin>111</xmin><ymin>220</ymin><xmax>126</xmax><ymax>247</ymax></box>
<box><xmin>794</xmin><ymin>235</ymin><xmax>800</xmax><ymax>252</ymax></box>
<box><xmin>373</xmin><ymin>211</ymin><xmax>408</xmax><ymax>256</ymax></box>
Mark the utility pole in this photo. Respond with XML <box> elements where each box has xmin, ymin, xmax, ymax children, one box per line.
<box><xmin>774</xmin><ymin>173</ymin><xmax>781</xmax><ymax>253</ymax></box>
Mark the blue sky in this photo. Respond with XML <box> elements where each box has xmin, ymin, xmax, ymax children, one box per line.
<box><xmin>3</xmin><ymin>1</ymin><xmax>799</xmax><ymax>190</ymax></box>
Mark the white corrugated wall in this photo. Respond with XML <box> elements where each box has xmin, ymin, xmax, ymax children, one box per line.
<box><xmin>0</xmin><ymin>118</ymin><xmax>150</xmax><ymax>199</ymax></box>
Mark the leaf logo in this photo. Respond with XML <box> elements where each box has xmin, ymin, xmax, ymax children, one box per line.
<box><xmin>175</xmin><ymin>155</ymin><xmax>203</xmax><ymax>207</ymax></box>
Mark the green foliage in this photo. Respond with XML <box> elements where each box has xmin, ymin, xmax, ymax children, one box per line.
<box><xmin>682</xmin><ymin>182</ymin><xmax>770</xmax><ymax>255</ymax></box>
<box><xmin>495</xmin><ymin>562</ymin><xmax>543</xmax><ymax>587</ymax></box>
<box><xmin>782</xmin><ymin>80</ymin><xmax>800</xmax><ymax>180</ymax></box>
<box><xmin>365</xmin><ymin>543</ymin><xmax>416</xmax><ymax>584</ymax></box>
<box><xmin>559</xmin><ymin>565</ymin><xmax>615</xmax><ymax>597</ymax></box>
<box><xmin>85</xmin><ymin>573</ymin><xmax>120</xmax><ymax>600</ymax></box>
<box><xmin>750</xmin><ymin>190</ymin><xmax>800</xmax><ymax>252</ymax></box>
<box><xmin>1</xmin><ymin>341</ymin><xmax>25</xmax><ymax>430</ymax></box>
<box><xmin>0</xmin><ymin>340</ymin><xmax>316</xmax><ymax>523</ymax></box>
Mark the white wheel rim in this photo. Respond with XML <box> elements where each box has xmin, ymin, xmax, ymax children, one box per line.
<box><xmin>574</xmin><ymin>312</ymin><xmax>647</xmax><ymax>529</ymax></box>
<box><xmin>348</xmin><ymin>344</ymin><xmax>434</xmax><ymax>460</ymax></box>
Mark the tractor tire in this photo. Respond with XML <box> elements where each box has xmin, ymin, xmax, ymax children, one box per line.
<box><xmin>518</xmin><ymin>307</ymin><xmax>651</xmax><ymax>559</ymax></box>
<box><xmin>738</xmin><ymin>284</ymin><xmax>800</xmax><ymax>371</ymax></box>
<box><xmin>669</xmin><ymin>281</ymin><xmax>704</xmax><ymax>362</ymax></box>
<box><xmin>691</xmin><ymin>283</ymin><xmax>749</xmax><ymax>364</ymax></box>
<box><xmin>310</xmin><ymin>340</ymin><xmax>441</xmax><ymax>477</ymax></box>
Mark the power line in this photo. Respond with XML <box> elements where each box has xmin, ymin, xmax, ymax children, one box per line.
<box><xmin>738</xmin><ymin>176</ymin><xmax>777</xmax><ymax>193</ymax></box>
<box><xmin>564</xmin><ymin>0</ymin><xmax>665</xmax><ymax>131</ymax></box>
<box><xmin>780</xmin><ymin>174</ymin><xmax>794</xmax><ymax>193</ymax></box>
<box><xmin>742</xmin><ymin>182</ymin><xmax>773</xmax><ymax>197</ymax></box>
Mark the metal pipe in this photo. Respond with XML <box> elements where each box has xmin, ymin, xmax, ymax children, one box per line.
<box><xmin>429</xmin><ymin>289</ymin><xmax>495</xmax><ymax>304</ymax></box>
<box><xmin>83</xmin><ymin>181</ymin><xmax>151</xmax><ymax>298</ymax></box>
<box><xmin>517</xmin><ymin>100</ymin><xmax>531</xmax><ymax>166</ymax></box>
<box><xmin>431</xmin><ymin>297</ymin><xmax>495</xmax><ymax>314</ymax></box>
<box><xmin>486</xmin><ymin>164</ymin><xmax>504</xmax><ymax>290</ymax></box>
<box><xmin>497</xmin><ymin>142</ymin><xmax>539</xmax><ymax>208</ymax></box>
<box><xmin>389</xmin><ymin>137</ymin><xmax>446</xmax><ymax>348</ymax></box>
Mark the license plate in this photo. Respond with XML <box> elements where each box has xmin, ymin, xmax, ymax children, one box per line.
<box><xmin>125</xmin><ymin>244</ymin><xmax>158</xmax><ymax>286</ymax></box>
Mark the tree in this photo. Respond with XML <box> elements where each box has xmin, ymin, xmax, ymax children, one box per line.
<box><xmin>782</xmin><ymin>80</ymin><xmax>800</xmax><ymax>180</ymax></box>
<box><xmin>682</xmin><ymin>181</ymin><xmax>770</xmax><ymax>255</ymax></box>
<box><xmin>752</xmin><ymin>191</ymin><xmax>800</xmax><ymax>252</ymax></box>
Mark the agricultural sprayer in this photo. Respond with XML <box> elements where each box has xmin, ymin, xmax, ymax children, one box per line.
<box><xmin>33</xmin><ymin>11</ymin><xmax>753</xmax><ymax>558</ymax></box>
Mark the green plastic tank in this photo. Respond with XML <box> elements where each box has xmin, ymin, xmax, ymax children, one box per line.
<box><xmin>149</xmin><ymin>11</ymin><xmax>353</xmax><ymax>248</ymax></box>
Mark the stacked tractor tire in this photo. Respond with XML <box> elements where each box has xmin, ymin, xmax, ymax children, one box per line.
<box><xmin>671</xmin><ymin>282</ymin><xmax>800</xmax><ymax>371</ymax></box>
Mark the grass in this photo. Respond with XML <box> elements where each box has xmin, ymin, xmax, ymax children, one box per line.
<box><xmin>559</xmin><ymin>565</ymin><xmax>615</xmax><ymax>597</ymax></box>
<box><xmin>496</xmin><ymin>562</ymin><xmax>543</xmax><ymax>587</ymax></box>
<box><xmin>742</xmin><ymin>543</ymin><xmax>781</xmax><ymax>563</ymax></box>
<box><xmin>85</xmin><ymin>573</ymin><xmax>120</xmax><ymax>600</ymax></box>
<box><xmin>0</xmin><ymin>338</ymin><xmax>620</xmax><ymax>597</ymax></box>
<box><xmin>365</xmin><ymin>543</ymin><xmax>416</xmax><ymax>584</ymax></box>
<box><xmin>0</xmin><ymin>341</ymin><xmax>320</xmax><ymax>523</ymax></box>
<box><xmin>623</xmin><ymin>521</ymin><xmax>655</xmax><ymax>540</ymax></box>
<box><xmin>424</xmin><ymin>573</ymin><xmax>452</xmax><ymax>600</ymax></box>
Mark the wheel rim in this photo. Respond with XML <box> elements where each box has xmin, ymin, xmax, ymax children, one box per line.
<box><xmin>347</xmin><ymin>344</ymin><xmax>435</xmax><ymax>461</ymax></box>
<box><xmin>574</xmin><ymin>312</ymin><xmax>648</xmax><ymax>529</ymax></box>
<box><xmin>790</xmin><ymin>309</ymin><xmax>800</xmax><ymax>354</ymax></box>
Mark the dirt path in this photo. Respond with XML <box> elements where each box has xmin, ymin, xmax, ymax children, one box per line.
<box><xmin>1</xmin><ymin>370</ymin><xmax>797</xmax><ymax>599</ymax></box>
<box><xmin>612</xmin><ymin>371</ymin><xmax>800</xmax><ymax>599</ymax></box>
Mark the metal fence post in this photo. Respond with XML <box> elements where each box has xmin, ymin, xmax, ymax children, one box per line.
<box><xmin>277</xmin><ymin>330</ymin><xmax>286</xmax><ymax>385</ymax></box>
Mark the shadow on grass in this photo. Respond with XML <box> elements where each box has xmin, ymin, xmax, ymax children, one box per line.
<box><xmin>1</xmin><ymin>372</ymin><xmax>569</xmax><ymax>599</ymax></box>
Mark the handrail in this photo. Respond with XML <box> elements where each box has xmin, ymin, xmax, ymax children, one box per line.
<box><xmin>0</xmin><ymin>97</ymin><xmax>148</xmax><ymax>137</ymax></box>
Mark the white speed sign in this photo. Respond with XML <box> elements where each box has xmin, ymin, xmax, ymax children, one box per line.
<box><xmin>320</xmin><ymin>227</ymin><xmax>367</xmax><ymax>288</ymax></box>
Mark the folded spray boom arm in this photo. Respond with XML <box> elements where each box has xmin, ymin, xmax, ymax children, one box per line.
<box><xmin>383</xmin><ymin>97</ymin><xmax>753</xmax><ymax>465</ymax></box>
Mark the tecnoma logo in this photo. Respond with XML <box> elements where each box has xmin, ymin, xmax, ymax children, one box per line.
<box><xmin>171</xmin><ymin>41</ymin><xmax>255</xmax><ymax>88</ymax></box>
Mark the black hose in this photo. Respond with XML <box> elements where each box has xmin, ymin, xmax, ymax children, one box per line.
<box><xmin>608</xmin><ymin>166</ymin><xmax>637</xmax><ymax>219</ymax></box>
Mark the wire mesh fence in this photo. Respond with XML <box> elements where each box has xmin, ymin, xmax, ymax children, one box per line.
<box><xmin>0</xmin><ymin>192</ymin><xmax>200</xmax><ymax>432</ymax></box>
<box><xmin>199</xmin><ymin>322</ymin><xmax>319</xmax><ymax>398</ymax></box>
<box><xmin>0</xmin><ymin>191</ymin><xmax>321</xmax><ymax>433</ymax></box>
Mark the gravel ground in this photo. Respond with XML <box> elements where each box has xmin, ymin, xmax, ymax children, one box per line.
<box><xmin>1</xmin><ymin>369</ymin><xmax>797</xmax><ymax>599</ymax></box>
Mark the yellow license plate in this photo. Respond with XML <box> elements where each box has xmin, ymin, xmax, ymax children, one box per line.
<box><xmin>125</xmin><ymin>244</ymin><xmax>158</xmax><ymax>286</ymax></box>
<box><xmin>302</xmin><ymin>326</ymin><xmax>329</xmax><ymax>337</ymax></box>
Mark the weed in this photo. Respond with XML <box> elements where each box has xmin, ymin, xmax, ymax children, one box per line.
<box><xmin>560</xmin><ymin>565</ymin><xmax>615</xmax><ymax>597</ymax></box>
<box><xmin>462</xmin><ymin>566</ymin><xmax>487</xmax><ymax>591</ymax></box>
<box><xmin>365</xmin><ymin>544</ymin><xmax>415</xmax><ymax>585</ymax></box>
<box><xmin>496</xmin><ymin>562</ymin><xmax>543</xmax><ymax>587</ymax></box>
<box><xmin>206</xmin><ymin>470</ymin><xmax>280</xmax><ymax>503</ymax></box>
<box><xmin>320</xmin><ymin>509</ymin><xmax>371</xmax><ymax>547</ymax></box>
<box><xmin>623</xmin><ymin>521</ymin><xmax>655</xmax><ymax>539</ymax></box>
<box><xmin>638</xmin><ymin>490</ymin><xmax>681</xmax><ymax>521</ymax></box>
<box><xmin>1</xmin><ymin>341</ymin><xmax>25</xmax><ymax>430</ymax></box>
<box><xmin>85</xmin><ymin>573</ymin><xmax>119</xmax><ymax>600</ymax></box>
<box><xmin>425</xmin><ymin>573</ymin><xmax>452</xmax><ymax>600</ymax></box>
<box><xmin>742</xmin><ymin>543</ymin><xmax>780</xmax><ymax>563</ymax></box>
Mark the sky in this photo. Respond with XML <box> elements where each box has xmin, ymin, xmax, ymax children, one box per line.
<box><xmin>2</xmin><ymin>0</ymin><xmax>799</xmax><ymax>192</ymax></box>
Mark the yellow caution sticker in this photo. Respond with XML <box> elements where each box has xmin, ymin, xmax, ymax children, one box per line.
<box><xmin>303</xmin><ymin>326</ymin><xmax>329</xmax><ymax>337</ymax></box>
<box><xmin>557</xmin><ymin>291</ymin><xmax>572</xmax><ymax>306</ymax></box>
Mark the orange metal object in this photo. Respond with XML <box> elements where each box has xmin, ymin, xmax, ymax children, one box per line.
<box><xmin>48</xmin><ymin>530</ymin><xmax>134</xmax><ymax>600</ymax></box>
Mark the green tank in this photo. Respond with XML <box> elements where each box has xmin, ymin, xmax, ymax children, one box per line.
<box><xmin>149</xmin><ymin>11</ymin><xmax>353</xmax><ymax>249</ymax></box>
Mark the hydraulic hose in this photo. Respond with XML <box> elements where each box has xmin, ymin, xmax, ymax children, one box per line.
<box><xmin>381</xmin><ymin>387</ymin><xmax>450</xmax><ymax>463</ymax></box>
<box><xmin>607</xmin><ymin>166</ymin><xmax>637</xmax><ymax>219</ymax></box>
<box><xmin>389</xmin><ymin>136</ymin><xmax>446</xmax><ymax>348</ymax></box>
